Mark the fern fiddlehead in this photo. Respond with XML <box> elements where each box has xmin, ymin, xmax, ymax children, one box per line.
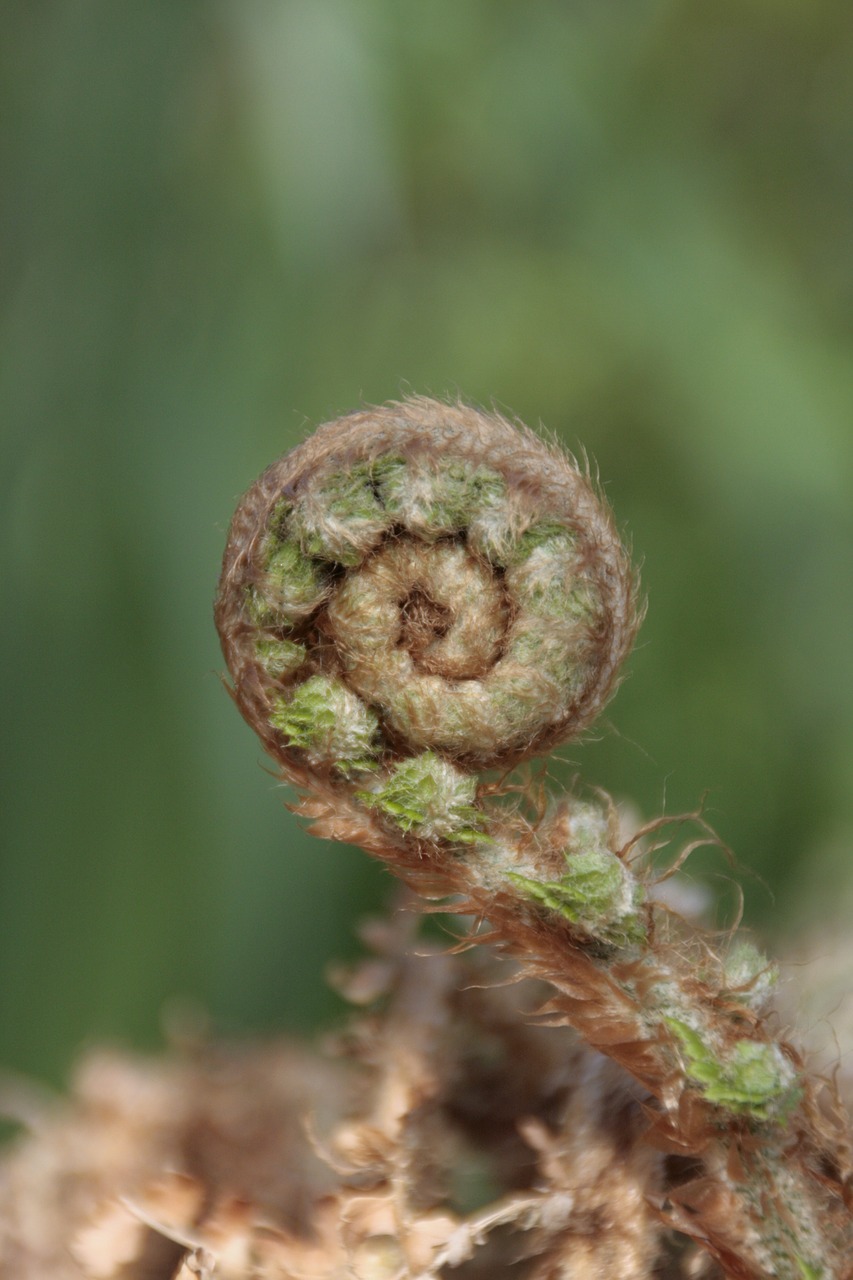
<box><xmin>216</xmin><ymin>397</ymin><xmax>852</xmax><ymax>1279</ymax></box>
<box><xmin>216</xmin><ymin>395</ymin><xmax>637</xmax><ymax>789</ymax></box>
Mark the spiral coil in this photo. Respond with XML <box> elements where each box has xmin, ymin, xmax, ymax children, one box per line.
<box><xmin>216</xmin><ymin>397</ymin><xmax>638</xmax><ymax>846</ymax></box>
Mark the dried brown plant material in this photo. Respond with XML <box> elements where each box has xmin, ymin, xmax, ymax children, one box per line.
<box><xmin>2</xmin><ymin>926</ymin><xmax>688</xmax><ymax>1279</ymax></box>
<box><xmin>0</xmin><ymin>1041</ymin><xmax>345</xmax><ymax>1279</ymax></box>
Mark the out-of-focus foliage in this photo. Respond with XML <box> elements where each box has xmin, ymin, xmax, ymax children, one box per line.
<box><xmin>2</xmin><ymin>0</ymin><xmax>852</xmax><ymax>1083</ymax></box>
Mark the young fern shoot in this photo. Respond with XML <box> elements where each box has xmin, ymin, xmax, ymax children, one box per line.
<box><xmin>216</xmin><ymin>396</ymin><xmax>852</xmax><ymax>1279</ymax></box>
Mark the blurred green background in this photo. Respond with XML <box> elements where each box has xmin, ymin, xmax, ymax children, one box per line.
<box><xmin>3</xmin><ymin>0</ymin><xmax>853</xmax><ymax>1086</ymax></box>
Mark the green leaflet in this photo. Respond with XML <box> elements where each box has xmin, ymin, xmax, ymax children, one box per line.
<box><xmin>509</xmin><ymin>843</ymin><xmax>645</xmax><ymax>948</ymax></box>
<box><xmin>664</xmin><ymin>1017</ymin><xmax>799</xmax><ymax>1121</ymax></box>
<box><xmin>270</xmin><ymin>675</ymin><xmax>380</xmax><ymax>772</ymax></box>
<box><xmin>357</xmin><ymin>751</ymin><xmax>488</xmax><ymax>844</ymax></box>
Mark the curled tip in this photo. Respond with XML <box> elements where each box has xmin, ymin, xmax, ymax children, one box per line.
<box><xmin>215</xmin><ymin>397</ymin><xmax>640</xmax><ymax>808</ymax></box>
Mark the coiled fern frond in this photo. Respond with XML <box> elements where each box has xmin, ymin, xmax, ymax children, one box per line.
<box><xmin>215</xmin><ymin>397</ymin><xmax>852</xmax><ymax>1280</ymax></box>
